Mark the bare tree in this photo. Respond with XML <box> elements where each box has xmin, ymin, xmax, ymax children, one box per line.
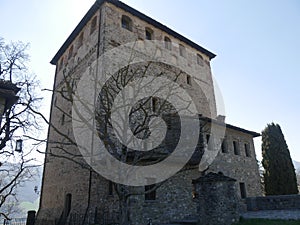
<box><xmin>39</xmin><ymin>45</ymin><xmax>213</xmax><ymax>224</ymax></box>
<box><xmin>0</xmin><ymin>37</ymin><xmax>42</xmax><ymax>219</ymax></box>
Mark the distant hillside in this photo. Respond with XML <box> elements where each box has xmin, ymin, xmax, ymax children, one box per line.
<box><xmin>294</xmin><ymin>160</ymin><xmax>300</xmax><ymax>171</ymax></box>
<box><xmin>11</xmin><ymin>165</ymin><xmax>43</xmax><ymax>218</ymax></box>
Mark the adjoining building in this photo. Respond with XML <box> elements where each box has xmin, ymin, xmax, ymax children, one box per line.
<box><xmin>36</xmin><ymin>1</ymin><xmax>262</xmax><ymax>224</ymax></box>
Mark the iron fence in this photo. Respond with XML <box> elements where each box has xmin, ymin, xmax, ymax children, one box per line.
<box><xmin>67</xmin><ymin>210</ymin><xmax>119</xmax><ymax>225</ymax></box>
<box><xmin>2</xmin><ymin>218</ymin><xmax>26</xmax><ymax>225</ymax></box>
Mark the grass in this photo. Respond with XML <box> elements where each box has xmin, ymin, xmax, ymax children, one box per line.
<box><xmin>234</xmin><ymin>218</ymin><xmax>300</xmax><ymax>225</ymax></box>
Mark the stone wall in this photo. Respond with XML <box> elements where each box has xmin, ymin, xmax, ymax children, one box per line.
<box><xmin>129</xmin><ymin>168</ymin><xmax>200</xmax><ymax>225</ymax></box>
<box><xmin>192</xmin><ymin>172</ymin><xmax>240</xmax><ymax>225</ymax></box>
<box><xmin>247</xmin><ymin>195</ymin><xmax>300</xmax><ymax>211</ymax></box>
<box><xmin>37</xmin><ymin>1</ymin><xmax>262</xmax><ymax>224</ymax></box>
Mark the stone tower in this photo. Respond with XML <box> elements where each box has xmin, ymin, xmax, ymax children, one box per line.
<box><xmin>36</xmin><ymin>1</ymin><xmax>262</xmax><ymax>224</ymax></box>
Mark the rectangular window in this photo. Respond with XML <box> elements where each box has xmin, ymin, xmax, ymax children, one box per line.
<box><xmin>245</xmin><ymin>143</ymin><xmax>251</xmax><ymax>157</ymax></box>
<box><xmin>186</xmin><ymin>74</ymin><xmax>191</xmax><ymax>85</ymax></box>
<box><xmin>145</xmin><ymin>28</ymin><xmax>153</xmax><ymax>40</ymax></box>
<box><xmin>239</xmin><ymin>182</ymin><xmax>247</xmax><ymax>199</ymax></box>
<box><xmin>108</xmin><ymin>181</ymin><xmax>113</xmax><ymax>196</ymax></box>
<box><xmin>233</xmin><ymin>141</ymin><xmax>240</xmax><ymax>155</ymax></box>
<box><xmin>221</xmin><ymin>138</ymin><xmax>228</xmax><ymax>153</ymax></box>
<box><xmin>145</xmin><ymin>178</ymin><xmax>156</xmax><ymax>201</ymax></box>
<box><xmin>206</xmin><ymin>134</ymin><xmax>213</xmax><ymax>150</ymax></box>
<box><xmin>152</xmin><ymin>97</ymin><xmax>158</xmax><ymax>113</ymax></box>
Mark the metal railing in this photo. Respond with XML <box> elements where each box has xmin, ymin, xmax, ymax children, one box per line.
<box><xmin>2</xmin><ymin>218</ymin><xmax>26</xmax><ymax>225</ymax></box>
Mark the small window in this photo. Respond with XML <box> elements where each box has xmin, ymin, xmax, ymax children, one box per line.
<box><xmin>108</xmin><ymin>181</ymin><xmax>113</xmax><ymax>196</ymax></box>
<box><xmin>206</xmin><ymin>134</ymin><xmax>213</xmax><ymax>149</ymax></box>
<box><xmin>145</xmin><ymin>28</ymin><xmax>153</xmax><ymax>40</ymax></box>
<box><xmin>68</xmin><ymin>45</ymin><xmax>73</xmax><ymax>59</ymax></box>
<box><xmin>152</xmin><ymin>97</ymin><xmax>158</xmax><ymax>113</ymax></box>
<box><xmin>233</xmin><ymin>141</ymin><xmax>240</xmax><ymax>155</ymax></box>
<box><xmin>186</xmin><ymin>74</ymin><xmax>191</xmax><ymax>85</ymax></box>
<box><xmin>221</xmin><ymin>138</ymin><xmax>228</xmax><ymax>153</ymax></box>
<box><xmin>145</xmin><ymin>184</ymin><xmax>156</xmax><ymax>201</ymax></box>
<box><xmin>78</xmin><ymin>32</ymin><xmax>84</xmax><ymax>47</ymax></box>
<box><xmin>121</xmin><ymin>15</ymin><xmax>132</xmax><ymax>31</ymax></box>
<box><xmin>61</xmin><ymin>113</ymin><xmax>65</xmax><ymax>126</ymax></box>
<box><xmin>245</xmin><ymin>143</ymin><xmax>251</xmax><ymax>157</ymax></box>
<box><xmin>239</xmin><ymin>183</ymin><xmax>247</xmax><ymax>199</ymax></box>
<box><xmin>90</xmin><ymin>16</ymin><xmax>97</xmax><ymax>34</ymax></box>
<box><xmin>164</xmin><ymin>36</ymin><xmax>172</xmax><ymax>50</ymax></box>
<box><xmin>59</xmin><ymin>57</ymin><xmax>64</xmax><ymax>70</ymax></box>
<box><xmin>145</xmin><ymin>178</ymin><xmax>156</xmax><ymax>201</ymax></box>
<box><xmin>64</xmin><ymin>193</ymin><xmax>72</xmax><ymax>216</ymax></box>
<box><xmin>197</xmin><ymin>54</ymin><xmax>204</xmax><ymax>66</ymax></box>
<box><xmin>179</xmin><ymin>44</ymin><xmax>186</xmax><ymax>57</ymax></box>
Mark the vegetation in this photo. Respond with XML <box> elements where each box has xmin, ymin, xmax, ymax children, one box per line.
<box><xmin>262</xmin><ymin>123</ymin><xmax>298</xmax><ymax>195</ymax></box>
<box><xmin>0</xmin><ymin>37</ymin><xmax>41</xmax><ymax>219</ymax></box>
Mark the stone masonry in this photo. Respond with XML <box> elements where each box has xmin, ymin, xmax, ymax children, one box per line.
<box><xmin>36</xmin><ymin>1</ymin><xmax>262</xmax><ymax>224</ymax></box>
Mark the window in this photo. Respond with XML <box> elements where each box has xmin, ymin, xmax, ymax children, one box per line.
<box><xmin>61</xmin><ymin>113</ymin><xmax>65</xmax><ymax>126</ymax></box>
<box><xmin>59</xmin><ymin>57</ymin><xmax>64</xmax><ymax>70</ymax></box>
<box><xmin>233</xmin><ymin>141</ymin><xmax>240</xmax><ymax>155</ymax></box>
<box><xmin>221</xmin><ymin>138</ymin><xmax>228</xmax><ymax>153</ymax></box>
<box><xmin>90</xmin><ymin>16</ymin><xmax>97</xmax><ymax>34</ymax></box>
<box><xmin>108</xmin><ymin>181</ymin><xmax>113</xmax><ymax>196</ymax></box>
<box><xmin>239</xmin><ymin>183</ymin><xmax>247</xmax><ymax>199</ymax></box>
<box><xmin>68</xmin><ymin>45</ymin><xmax>73</xmax><ymax>59</ymax></box>
<box><xmin>64</xmin><ymin>193</ymin><xmax>72</xmax><ymax>216</ymax></box>
<box><xmin>179</xmin><ymin>44</ymin><xmax>186</xmax><ymax>57</ymax></box>
<box><xmin>152</xmin><ymin>97</ymin><xmax>158</xmax><ymax>113</ymax></box>
<box><xmin>245</xmin><ymin>143</ymin><xmax>251</xmax><ymax>157</ymax></box>
<box><xmin>145</xmin><ymin>184</ymin><xmax>156</xmax><ymax>201</ymax></box>
<box><xmin>145</xmin><ymin>28</ymin><xmax>153</xmax><ymax>40</ymax></box>
<box><xmin>78</xmin><ymin>32</ymin><xmax>84</xmax><ymax>47</ymax></box>
<box><xmin>186</xmin><ymin>74</ymin><xmax>191</xmax><ymax>85</ymax></box>
<box><xmin>121</xmin><ymin>15</ymin><xmax>132</xmax><ymax>31</ymax></box>
<box><xmin>164</xmin><ymin>36</ymin><xmax>172</xmax><ymax>50</ymax></box>
<box><xmin>197</xmin><ymin>54</ymin><xmax>204</xmax><ymax>66</ymax></box>
<box><xmin>145</xmin><ymin>178</ymin><xmax>156</xmax><ymax>201</ymax></box>
<box><xmin>206</xmin><ymin>134</ymin><xmax>213</xmax><ymax>149</ymax></box>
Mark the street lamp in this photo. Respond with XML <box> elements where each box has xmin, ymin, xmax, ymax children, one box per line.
<box><xmin>15</xmin><ymin>139</ymin><xmax>23</xmax><ymax>153</ymax></box>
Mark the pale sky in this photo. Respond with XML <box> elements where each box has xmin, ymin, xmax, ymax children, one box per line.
<box><xmin>1</xmin><ymin>0</ymin><xmax>300</xmax><ymax>162</ymax></box>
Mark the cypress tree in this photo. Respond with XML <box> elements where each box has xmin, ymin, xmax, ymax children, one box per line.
<box><xmin>262</xmin><ymin>123</ymin><xmax>298</xmax><ymax>195</ymax></box>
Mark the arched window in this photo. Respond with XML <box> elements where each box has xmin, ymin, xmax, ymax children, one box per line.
<box><xmin>197</xmin><ymin>53</ymin><xmax>204</xmax><ymax>66</ymax></box>
<box><xmin>64</xmin><ymin>193</ymin><xmax>72</xmax><ymax>216</ymax></box>
<box><xmin>68</xmin><ymin>45</ymin><xmax>73</xmax><ymax>59</ymax></box>
<box><xmin>121</xmin><ymin>15</ymin><xmax>133</xmax><ymax>31</ymax></box>
<box><xmin>145</xmin><ymin>27</ymin><xmax>153</xmax><ymax>40</ymax></box>
<box><xmin>90</xmin><ymin>16</ymin><xmax>97</xmax><ymax>34</ymax></box>
<box><xmin>78</xmin><ymin>32</ymin><xmax>84</xmax><ymax>47</ymax></box>
<box><xmin>179</xmin><ymin>44</ymin><xmax>186</xmax><ymax>57</ymax></box>
<box><xmin>164</xmin><ymin>36</ymin><xmax>172</xmax><ymax>50</ymax></box>
<box><xmin>59</xmin><ymin>57</ymin><xmax>64</xmax><ymax>70</ymax></box>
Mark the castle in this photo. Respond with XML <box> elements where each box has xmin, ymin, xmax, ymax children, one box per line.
<box><xmin>36</xmin><ymin>1</ymin><xmax>262</xmax><ymax>224</ymax></box>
